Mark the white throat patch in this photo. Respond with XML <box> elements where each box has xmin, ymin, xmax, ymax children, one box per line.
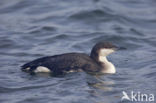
<box><xmin>99</xmin><ymin>48</ymin><xmax>116</xmax><ymax>74</ymax></box>
<box><xmin>99</xmin><ymin>48</ymin><xmax>115</xmax><ymax>56</ymax></box>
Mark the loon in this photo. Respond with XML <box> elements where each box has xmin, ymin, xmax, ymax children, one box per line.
<box><xmin>21</xmin><ymin>42</ymin><xmax>119</xmax><ymax>75</ymax></box>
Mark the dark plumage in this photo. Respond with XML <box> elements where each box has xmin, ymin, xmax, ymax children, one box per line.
<box><xmin>21</xmin><ymin>41</ymin><xmax>118</xmax><ymax>75</ymax></box>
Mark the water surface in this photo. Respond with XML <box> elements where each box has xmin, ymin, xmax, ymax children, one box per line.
<box><xmin>0</xmin><ymin>0</ymin><xmax>156</xmax><ymax>103</ymax></box>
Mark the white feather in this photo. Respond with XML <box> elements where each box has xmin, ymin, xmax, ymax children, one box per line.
<box><xmin>25</xmin><ymin>67</ymin><xmax>30</xmax><ymax>71</ymax></box>
<box><xmin>99</xmin><ymin>48</ymin><xmax>115</xmax><ymax>56</ymax></box>
<box><xmin>34</xmin><ymin>66</ymin><xmax>51</xmax><ymax>73</ymax></box>
<box><xmin>99</xmin><ymin>48</ymin><xmax>116</xmax><ymax>74</ymax></box>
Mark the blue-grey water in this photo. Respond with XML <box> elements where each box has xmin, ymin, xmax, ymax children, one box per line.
<box><xmin>0</xmin><ymin>0</ymin><xmax>156</xmax><ymax>103</ymax></box>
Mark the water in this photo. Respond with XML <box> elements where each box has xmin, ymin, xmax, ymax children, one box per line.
<box><xmin>0</xmin><ymin>0</ymin><xmax>156</xmax><ymax>103</ymax></box>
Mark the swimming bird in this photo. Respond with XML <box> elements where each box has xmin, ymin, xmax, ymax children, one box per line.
<box><xmin>21</xmin><ymin>42</ymin><xmax>118</xmax><ymax>75</ymax></box>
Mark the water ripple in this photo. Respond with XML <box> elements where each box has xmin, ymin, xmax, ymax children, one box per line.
<box><xmin>0</xmin><ymin>0</ymin><xmax>156</xmax><ymax>103</ymax></box>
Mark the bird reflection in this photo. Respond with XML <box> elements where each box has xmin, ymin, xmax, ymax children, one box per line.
<box><xmin>87</xmin><ymin>74</ymin><xmax>115</xmax><ymax>91</ymax></box>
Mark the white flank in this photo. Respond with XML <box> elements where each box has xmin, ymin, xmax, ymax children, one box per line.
<box><xmin>34</xmin><ymin>66</ymin><xmax>51</xmax><ymax>73</ymax></box>
<box><xmin>25</xmin><ymin>67</ymin><xmax>30</xmax><ymax>71</ymax></box>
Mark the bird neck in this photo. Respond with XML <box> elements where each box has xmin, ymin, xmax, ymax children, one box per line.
<box><xmin>90</xmin><ymin>48</ymin><xmax>116</xmax><ymax>74</ymax></box>
<box><xmin>99</xmin><ymin>56</ymin><xmax>116</xmax><ymax>74</ymax></box>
